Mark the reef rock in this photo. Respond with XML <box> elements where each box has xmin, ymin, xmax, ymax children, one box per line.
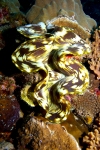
<box><xmin>0</xmin><ymin>74</ymin><xmax>21</xmax><ymax>132</ymax></box>
<box><xmin>17</xmin><ymin>114</ymin><xmax>81</xmax><ymax>150</ymax></box>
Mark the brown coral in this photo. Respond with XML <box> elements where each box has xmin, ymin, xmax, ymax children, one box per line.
<box><xmin>88</xmin><ymin>27</ymin><xmax>100</xmax><ymax>79</ymax></box>
<box><xmin>71</xmin><ymin>74</ymin><xmax>100</xmax><ymax>125</ymax></box>
<box><xmin>26</xmin><ymin>0</ymin><xmax>97</xmax><ymax>39</ymax></box>
<box><xmin>82</xmin><ymin>113</ymin><xmax>100</xmax><ymax>150</ymax></box>
<box><xmin>82</xmin><ymin>129</ymin><xmax>100</xmax><ymax>150</ymax></box>
<box><xmin>72</xmin><ymin>90</ymin><xmax>100</xmax><ymax>125</ymax></box>
<box><xmin>17</xmin><ymin>114</ymin><xmax>81</xmax><ymax>150</ymax></box>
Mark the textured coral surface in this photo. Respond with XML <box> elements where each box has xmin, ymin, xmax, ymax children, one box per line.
<box><xmin>26</xmin><ymin>0</ymin><xmax>97</xmax><ymax>39</ymax></box>
<box><xmin>72</xmin><ymin>73</ymin><xmax>100</xmax><ymax>125</ymax></box>
<box><xmin>17</xmin><ymin>114</ymin><xmax>81</xmax><ymax>150</ymax></box>
<box><xmin>88</xmin><ymin>27</ymin><xmax>100</xmax><ymax>79</ymax></box>
<box><xmin>82</xmin><ymin>113</ymin><xmax>100</xmax><ymax>150</ymax></box>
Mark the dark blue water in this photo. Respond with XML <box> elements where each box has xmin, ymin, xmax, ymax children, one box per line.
<box><xmin>81</xmin><ymin>0</ymin><xmax>100</xmax><ymax>25</ymax></box>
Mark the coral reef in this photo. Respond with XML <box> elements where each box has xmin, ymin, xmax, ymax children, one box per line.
<box><xmin>72</xmin><ymin>90</ymin><xmax>100</xmax><ymax>125</ymax></box>
<box><xmin>88</xmin><ymin>27</ymin><xmax>100</xmax><ymax>79</ymax></box>
<box><xmin>26</xmin><ymin>0</ymin><xmax>97</xmax><ymax>39</ymax></box>
<box><xmin>82</xmin><ymin>129</ymin><xmax>100</xmax><ymax>150</ymax></box>
<box><xmin>82</xmin><ymin>113</ymin><xmax>100</xmax><ymax>150</ymax></box>
<box><xmin>0</xmin><ymin>0</ymin><xmax>100</xmax><ymax>149</ymax></box>
<box><xmin>0</xmin><ymin>73</ymin><xmax>21</xmax><ymax>133</ymax></box>
<box><xmin>71</xmin><ymin>73</ymin><xmax>100</xmax><ymax>125</ymax></box>
<box><xmin>16</xmin><ymin>113</ymin><xmax>81</xmax><ymax>150</ymax></box>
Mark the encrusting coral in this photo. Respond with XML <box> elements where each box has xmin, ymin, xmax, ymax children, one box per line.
<box><xmin>88</xmin><ymin>27</ymin><xmax>100</xmax><ymax>79</ymax></box>
<box><xmin>26</xmin><ymin>0</ymin><xmax>97</xmax><ymax>39</ymax></box>
<box><xmin>16</xmin><ymin>113</ymin><xmax>81</xmax><ymax>150</ymax></box>
<box><xmin>71</xmin><ymin>73</ymin><xmax>100</xmax><ymax>125</ymax></box>
<box><xmin>72</xmin><ymin>90</ymin><xmax>100</xmax><ymax>125</ymax></box>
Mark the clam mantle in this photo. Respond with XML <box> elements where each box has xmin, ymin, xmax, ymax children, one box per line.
<box><xmin>11</xmin><ymin>22</ymin><xmax>91</xmax><ymax>123</ymax></box>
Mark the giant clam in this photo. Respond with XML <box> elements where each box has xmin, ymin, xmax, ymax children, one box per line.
<box><xmin>11</xmin><ymin>22</ymin><xmax>91</xmax><ymax>123</ymax></box>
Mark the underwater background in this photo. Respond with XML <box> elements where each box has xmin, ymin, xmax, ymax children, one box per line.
<box><xmin>0</xmin><ymin>0</ymin><xmax>100</xmax><ymax>150</ymax></box>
